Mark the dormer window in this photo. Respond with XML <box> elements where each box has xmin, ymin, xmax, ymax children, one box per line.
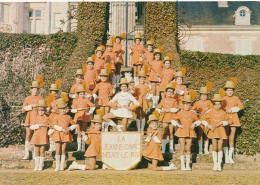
<box><xmin>234</xmin><ymin>6</ymin><xmax>251</xmax><ymax>25</ymax></box>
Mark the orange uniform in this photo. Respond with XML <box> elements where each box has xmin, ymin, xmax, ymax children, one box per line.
<box><xmin>156</xmin><ymin>98</ymin><xmax>178</xmax><ymax>122</ymax></box>
<box><xmin>143</xmin><ymin>51</ymin><xmax>153</xmax><ymax>75</ymax></box>
<box><xmin>94</xmin><ymin>57</ymin><xmax>105</xmax><ymax>74</ymax></box>
<box><xmin>133</xmin><ymin>84</ymin><xmax>154</xmax><ymax>109</ymax></box>
<box><xmin>92</xmin><ymin>82</ymin><xmax>115</xmax><ymax>106</ymax></box>
<box><xmin>22</xmin><ymin>95</ymin><xmax>43</xmax><ymax>126</ymax></box>
<box><xmin>174</xmin><ymin>110</ymin><xmax>198</xmax><ymax>138</ymax></box>
<box><xmin>30</xmin><ymin>115</ymin><xmax>51</xmax><ymax>145</ymax></box>
<box><xmin>201</xmin><ymin>109</ymin><xmax>230</xmax><ymax>139</ymax></box>
<box><xmin>174</xmin><ymin>84</ymin><xmax>188</xmax><ymax>105</ymax></box>
<box><xmin>84</xmin><ymin>69</ymin><xmax>99</xmax><ymax>91</ymax></box>
<box><xmin>102</xmin><ymin>50</ymin><xmax>116</xmax><ymax>70</ymax></box>
<box><xmin>71</xmin><ymin>98</ymin><xmax>95</xmax><ymax>123</ymax></box>
<box><xmin>130</xmin><ymin>44</ymin><xmax>147</xmax><ymax>66</ymax></box>
<box><xmin>51</xmin><ymin>115</ymin><xmax>76</xmax><ymax>142</ymax></box>
<box><xmin>191</xmin><ymin>100</ymin><xmax>214</xmax><ymax>115</ymax></box>
<box><xmin>84</xmin><ymin>130</ymin><xmax>101</xmax><ymax>157</ymax></box>
<box><xmin>70</xmin><ymin>82</ymin><xmax>90</xmax><ymax>94</ymax></box>
<box><xmin>49</xmin><ymin>99</ymin><xmax>58</xmax><ymax>121</ymax></box>
<box><xmin>148</xmin><ymin>60</ymin><xmax>163</xmax><ymax>82</ymax></box>
<box><xmin>158</xmin><ymin>68</ymin><xmax>176</xmax><ymax>91</ymax></box>
<box><xmin>142</xmin><ymin>131</ymin><xmax>164</xmax><ymax>161</ymax></box>
<box><xmin>222</xmin><ymin>96</ymin><xmax>243</xmax><ymax>127</ymax></box>
<box><xmin>113</xmin><ymin>43</ymin><xmax>124</xmax><ymax>65</ymax></box>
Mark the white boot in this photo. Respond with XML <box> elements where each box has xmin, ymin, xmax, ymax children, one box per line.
<box><xmin>81</xmin><ymin>136</ymin><xmax>85</xmax><ymax>152</ymax></box>
<box><xmin>180</xmin><ymin>155</ymin><xmax>186</xmax><ymax>171</ymax></box>
<box><xmin>52</xmin><ymin>141</ymin><xmax>56</xmax><ymax>151</ymax></box>
<box><xmin>169</xmin><ymin>139</ymin><xmax>175</xmax><ymax>153</ymax></box>
<box><xmin>136</xmin><ymin>119</ymin><xmax>140</xmax><ymax>131</ymax></box>
<box><xmin>155</xmin><ymin>96</ymin><xmax>160</xmax><ymax>107</ymax></box>
<box><xmin>23</xmin><ymin>141</ymin><xmax>30</xmax><ymax>160</ymax></box>
<box><xmin>141</xmin><ymin>119</ymin><xmax>145</xmax><ymax>132</ymax></box>
<box><xmin>212</xmin><ymin>151</ymin><xmax>218</xmax><ymax>171</ymax></box>
<box><xmin>55</xmin><ymin>155</ymin><xmax>60</xmax><ymax>171</ymax></box>
<box><xmin>77</xmin><ymin>138</ymin><xmax>82</xmax><ymax>151</ymax></box>
<box><xmin>229</xmin><ymin>147</ymin><xmax>235</xmax><ymax>164</ymax></box>
<box><xmin>198</xmin><ymin>140</ymin><xmax>203</xmax><ymax>154</ymax></box>
<box><xmin>38</xmin><ymin>156</ymin><xmax>45</xmax><ymax>171</ymax></box>
<box><xmin>34</xmin><ymin>156</ymin><xmax>40</xmax><ymax>171</ymax></box>
<box><xmin>59</xmin><ymin>155</ymin><xmax>66</xmax><ymax>171</ymax></box>
<box><xmin>161</xmin><ymin>139</ymin><xmax>166</xmax><ymax>153</ymax></box>
<box><xmin>162</xmin><ymin>163</ymin><xmax>177</xmax><ymax>170</ymax></box>
<box><xmin>48</xmin><ymin>137</ymin><xmax>53</xmax><ymax>151</ymax></box>
<box><xmin>152</xmin><ymin>96</ymin><xmax>156</xmax><ymax>108</ymax></box>
<box><xmin>185</xmin><ymin>155</ymin><xmax>191</xmax><ymax>171</ymax></box>
<box><xmin>68</xmin><ymin>161</ymin><xmax>85</xmax><ymax>171</ymax></box>
<box><xmin>204</xmin><ymin>140</ymin><xmax>209</xmax><ymax>154</ymax></box>
<box><xmin>223</xmin><ymin>147</ymin><xmax>230</xmax><ymax>164</ymax></box>
<box><xmin>108</xmin><ymin>120</ymin><xmax>122</xmax><ymax>132</ymax></box>
<box><xmin>217</xmin><ymin>151</ymin><xmax>223</xmax><ymax>171</ymax></box>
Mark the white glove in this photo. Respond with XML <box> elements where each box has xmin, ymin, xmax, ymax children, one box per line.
<box><xmin>145</xmin><ymin>137</ymin><xmax>151</xmax><ymax>142</ymax></box>
<box><xmin>155</xmin><ymin>108</ymin><xmax>161</xmax><ymax>114</ymax></box>
<box><xmin>93</xmin><ymin>94</ymin><xmax>97</xmax><ymax>101</ymax></box>
<box><xmin>46</xmin><ymin>107</ymin><xmax>50</xmax><ymax>112</ymax></box>
<box><xmin>194</xmin><ymin>120</ymin><xmax>202</xmax><ymax>126</ymax></box>
<box><xmin>171</xmin><ymin>120</ymin><xmax>179</xmax><ymax>126</ymax></box>
<box><xmin>153</xmin><ymin>136</ymin><xmax>161</xmax><ymax>143</ymax></box>
<box><xmin>71</xmin><ymin>109</ymin><xmax>78</xmax><ymax>113</ymax></box>
<box><xmin>201</xmin><ymin>121</ymin><xmax>209</xmax><ymax>127</ymax></box>
<box><xmin>54</xmin><ymin>125</ymin><xmax>63</xmax><ymax>131</ymax></box>
<box><xmin>69</xmin><ymin>125</ymin><xmax>77</xmax><ymax>131</ymax></box>
<box><xmin>231</xmin><ymin>107</ymin><xmax>240</xmax><ymax>113</ymax></box>
<box><xmin>222</xmin><ymin>121</ymin><xmax>229</xmax><ymax>126</ymax></box>
<box><xmin>170</xmin><ymin>108</ymin><xmax>178</xmax><ymax>113</ymax></box>
<box><xmin>89</xmin><ymin>107</ymin><xmax>96</xmax><ymax>114</ymax></box>
<box><xmin>82</xmin><ymin>135</ymin><xmax>88</xmax><ymax>142</ymax></box>
<box><xmin>69</xmin><ymin>94</ymin><xmax>76</xmax><ymax>98</ymax></box>
<box><xmin>48</xmin><ymin>129</ymin><xmax>55</xmax><ymax>135</ymax></box>
<box><xmin>146</xmin><ymin>93</ymin><xmax>153</xmax><ymax>100</ymax></box>
<box><xmin>30</xmin><ymin>124</ymin><xmax>40</xmax><ymax>130</ymax></box>
<box><xmin>176</xmin><ymin>90</ymin><xmax>184</xmax><ymax>95</ymax></box>
<box><xmin>23</xmin><ymin>105</ymin><xmax>32</xmax><ymax>111</ymax></box>
<box><xmin>85</xmin><ymin>94</ymin><xmax>92</xmax><ymax>98</ymax></box>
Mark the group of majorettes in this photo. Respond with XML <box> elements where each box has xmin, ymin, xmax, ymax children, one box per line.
<box><xmin>22</xmin><ymin>33</ymin><xmax>243</xmax><ymax>172</ymax></box>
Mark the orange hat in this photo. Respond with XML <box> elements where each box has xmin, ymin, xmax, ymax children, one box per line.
<box><xmin>76</xmin><ymin>85</ymin><xmax>86</xmax><ymax>93</ymax></box>
<box><xmin>224</xmin><ymin>81</ymin><xmax>235</xmax><ymax>89</ymax></box>
<box><xmin>91</xmin><ymin>115</ymin><xmax>103</xmax><ymax>123</ymax></box>
<box><xmin>106</xmin><ymin>40</ymin><xmax>113</xmax><ymax>46</ymax></box>
<box><xmin>75</xmin><ymin>69</ymin><xmax>84</xmax><ymax>76</ymax></box>
<box><xmin>86</xmin><ymin>57</ymin><xmax>95</xmax><ymax>64</ymax></box>
<box><xmin>199</xmin><ymin>87</ymin><xmax>209</xmax><ymax>94</ymax></box>
<box><xmin>138</xmin><ymin>71</ymin><xmax>146</xmax><ymax>78</ymax></box>
<box><xmin>147</xmin><ymin>114</ymin><xmax>159</xmax><ymax>124</ymax></box>
<box><xmin>182</xmin><ymin>95</ymin><xmax>192</xmax><ymax>103</ymax></box>
<box><xmin>212</xmin><ymin>94</ymin><xmax>223</xmax><ymax>102</ymax></box>
<box><xmin>30</xmin><ymin>81</ymin><xmax>40</xmax><ymax>89</ymax></box>
<box><xmin>119</xmin><ymin>78</ymin><xmax>129</xmax><ymax>85</ymax></box>
<box><xmin>37</xmin><ymin>100</ymin><xmax>48</xmax><ymax>107</ymax></box>
<box><xmin>56</xmin><ymin>98</ymin><xmax>67</xmax><ymax>109</ymax></box>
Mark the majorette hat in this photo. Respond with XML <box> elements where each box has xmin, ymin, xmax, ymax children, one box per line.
<box><xmin>115</xmin><ymin>33</ymin><xmax>125</xmax><ymax>40</ymax></box>
<box><xmin>147</xmin><ymin>114</ymin><xmax>159</xmax><ymax>124</ymax></box>
<box><xmin>138</xmin><ymin>71</ymin><xmax>146</xmax><ymax>78</ymax></box>
<box><xmin>37</xmin><ymin>99</ymin><xmax>48</xmax><ymax>107</ymax></box>
<box><xmin>153</xmin><ymin>49</ymin><xmax>161</xmax><ymax>55</ymax></box>
<box><xmin>56</xmin><ymin>98</ymin><xmax>67</xmax><ymax>109</ymax></box>
<box><xmin>99</xmin><ymin>69</ymin><xmax>109</xmax><ymax>76</ymax></box>
<box><xmin>95</xmin><ymin>46</ymin><xmax>105</xmax><ymax>54</ymax></box>
<box><xmin>106</xmin><ymin>40</ymin><xmax>113</xmax><ymax>46</ymax></box>
<box><xmin>165</xmin><ymin>83</ymin><xmax>175</xmax><ymax>92</ymax></box>
<box><xmin>85</xmin><ymin>57</ymin><xmax>95</xmax><ymax>64</ymax></box>
<box><xmin>91</xmin><ymin>115</ymin><xmax>103</xmax><ymax>123</ymax></box>
<box><xmin>75</xmin><ymin>69</ymin><xmax>84</xmax><ymax>76</ymax></box>
<box><xmin>182</xmin><ymin>95</ymin><xmax>192</xmax><ymax>103</ymax></box>
<box><xmin>163</xmin><ymin>56</ymin><xmax>171</xmax><ymax>62</ymax></box>
<box><xmin>199</xmin><ymin>87</ymin><xmax>209</xmax><ymax>94</ymax></box>
<box><xmin>175</xmin><ymin>71</ymin><xmax>184</xmax><ymax>78</ymax></box>
<box><xmin>212</xmin><ymin>94</ymin><xmax>223</xmax><ymax>102</ymax></box>
<box><xmin>49</xmin><ymin>84</ymin><xmax>59</xmax><ymax>91</ymax></box>
<box><xmin>145</xmin><ymin>38</ymin><xmax>154</xmax><ymax>46</ymax></box>
<box><xmin>76</xmin><ymin>85</ymin><xmax>86</xmax><ymax>93</ymax></box>
<box><xmin>134</xmin><ymin>32</ymin><xmax>142</xmax><ymax>41</ymax></box>
<box><xmin>30</xmin><ymin>81</ymin><xmax>40</xmax><ymax>88</ymax></box>
<box><xmin>224</xmin><ymin>81</ymin><xmax>235</xmax><ymax>89</ymax></box>
<box><xmin>119</xmin><ymin>78</ymin><xmax>129</xmax><ymax>85</ymax></box>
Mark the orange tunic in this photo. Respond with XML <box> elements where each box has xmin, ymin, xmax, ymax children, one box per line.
<box><xmin>191</xmin><ymin>100</ymin><xmax>214</xmax><ymax>115</ymax></box>
<box><xmin>51</xmin><ymin>115</ymin><xmax>76</xmax><ymax>142</ymax></box>
<box><xmin>102</xmin><ymin>50</ymin><xmax>116</xmax><ymax>70</ymax></box>
<box><xmin>70</xmin><ymin>81</ymin><xmax>90</xmax><ymax>94</ymax></box>
<box><xmin>143</xmin><ymin>52</ymin><xmax>153</xmax><ymax>75</ymax></box>
<box><xmin>133</xmin><ymin>84</ymin><xmax>154</xmax><ymax>109</ymax></box>
<box><xmin>92</xmin><ymin>82</ymin><xmax>115</xmax><ymax>106</ymax></box>
<box><xmin>22</xmin><ymin>95</ymin><xmax>43</xmax><ymax>126</ymax></box>
<box><xmin>148</xmin><ymin>60</ymin><xmax>163</xmax><ymax>82</ymax></box>
<box><xmin>71</xmin><ymin>98</ymin><xmax>95</xmax><ymax>123</ymax></box>
<box><xmin>174</xmin><ymin>110</ymin><xmax>198</xmax><ymax>138</ymax></box>
<box><xmin>130</xmin><ymin>44</ymin><xmax>147</xmax><ymax>65</ymax></box>
<box><xmin>157</xmin><ymin>98</ymin><xmax>178</xmax><ymax>122</ymax></box>
<box><xmin>174</xmin><ymin>84</ymin><xmax>188</xmax><ymax>105</ymax></box>
<box><xmin>84</xmin><ymin>69</ymin><xmax>98</xmax><ymax>90</ymax></box>
<box><xmin>48</xmin><ymin>99</ymin><xmax>58</xmax><ymax>121</ymax></box>
<box><xmin>113</xmin><ymin>43</ymin><xmax>124</xmax><ymax>65</ymax></box>
<box><xmin>158</xmin><ymin>68</ymin><xmax>176</xmax><ymax>91</ymax></box>
<box><xmin>94</xmin><ymin>57</ymin><xmax>105</xmax><ymax>74</ymax></box>
<box><xmin>30</xmin><ymin>115</ymin><xmax>51</xmax><ymax>145</ymax></box>
<box><xmin>201</xmin><ymin>109</ymin><xmax>230</xmax><ymax>139</ymax></box>
<box><xmin>142</xmin><ymin>131</ymin><xmax>164</xmax><ymax>161</ymax></box>
<box><xmin>222</xmin><ymin>96</ymin><xmax>243</xmax><ymax>127</ymax></box>
<box><xmin>84</xmin><ymin>130</ymin><xmax>101</xmax><ymax>157</ymax></box>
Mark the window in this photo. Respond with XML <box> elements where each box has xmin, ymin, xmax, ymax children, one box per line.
<box><xmin>186</xmin><ymin>39</ymin><xmax>205</xmax><ymax>52</ymax></box>
<box><xmin>234</xmin><ymin>6</ymin><xmax>251</xmax><ymax>25</ymax></box>
<box><xmin>239</xmin><ymin>10</ymin><xmax>246</xmax><ymax>17</ymax></box>
<box><xmin>36</xmin><ymin>11</ymin><xmax>41</xmax><ymax>17</ymax></box>
<box><xmin>28</xmin><ymin>11</ymin><xmax>33</xmax><ymax>17</ymax></box>
<box><xmin>54</xmin><ymin>13</ymin><xmax>62</xmax><ymax>28</ymax></box>
<box><xmin>234</xmin><ymin>39</ymin><xmax>252</xmax><ymax>55</ymax></box>
<box><xmin>35</xmin><ymin>19</ymin><xmax>42</xmax><ymax>34</ymax></box>
<box><xmin>28</xmin><ymin>19</ymin><xmax>32</xmax><ymax>33</ymax></box>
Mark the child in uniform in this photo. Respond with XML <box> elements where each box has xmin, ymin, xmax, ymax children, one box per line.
<box><xmin>68</xmin><ymin>115</ymin><xmax>102</xmax><ymax>171</ymax></box>
<box><xmin>171</xmin><ymin>95</ymin><xmax>201</xmax><ymax>170</ymax></box>
<box><xmin>174</xmin><ymin>69</ymin><xmax>189</xmax><ymax>105</ymax></box>
<box><xmin>142</xmin><ymin>114</ymin><xmax>177</xmax><ymax>171</ymax></box>
<box><xmin>83</xmin><ymin>57</ymin><xmax>99</xmax><ymax>94</ymax></box>
<box><xmin>156</xmin><ymin>83</ymin><xmax>178</xmax><ymax>153</ymax></box>
<box><xmin>94</xmin><ymin>46</ymin><xmax>106</xmax><ymax>74</ymax></box>
<box><xmin>51</xmin><ymin>98</ymin><xmax>77</xmax><ymax>171</ymax></box>
<box><xmin>30</xmin><ymin>100</ymin><xmax>51</xmax><ymax>171</ymax></box>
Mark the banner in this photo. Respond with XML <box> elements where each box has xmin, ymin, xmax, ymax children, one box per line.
<box><xmin>101</xmin><ymin>132</ymin><xmax>142</xmax><ymax>170</ymax></box>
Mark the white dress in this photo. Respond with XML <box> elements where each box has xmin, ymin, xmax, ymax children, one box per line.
<box><xmin>110</xmin><ymin>91</ymin><xmax>140</xmax><ymax>118</ymax></box>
